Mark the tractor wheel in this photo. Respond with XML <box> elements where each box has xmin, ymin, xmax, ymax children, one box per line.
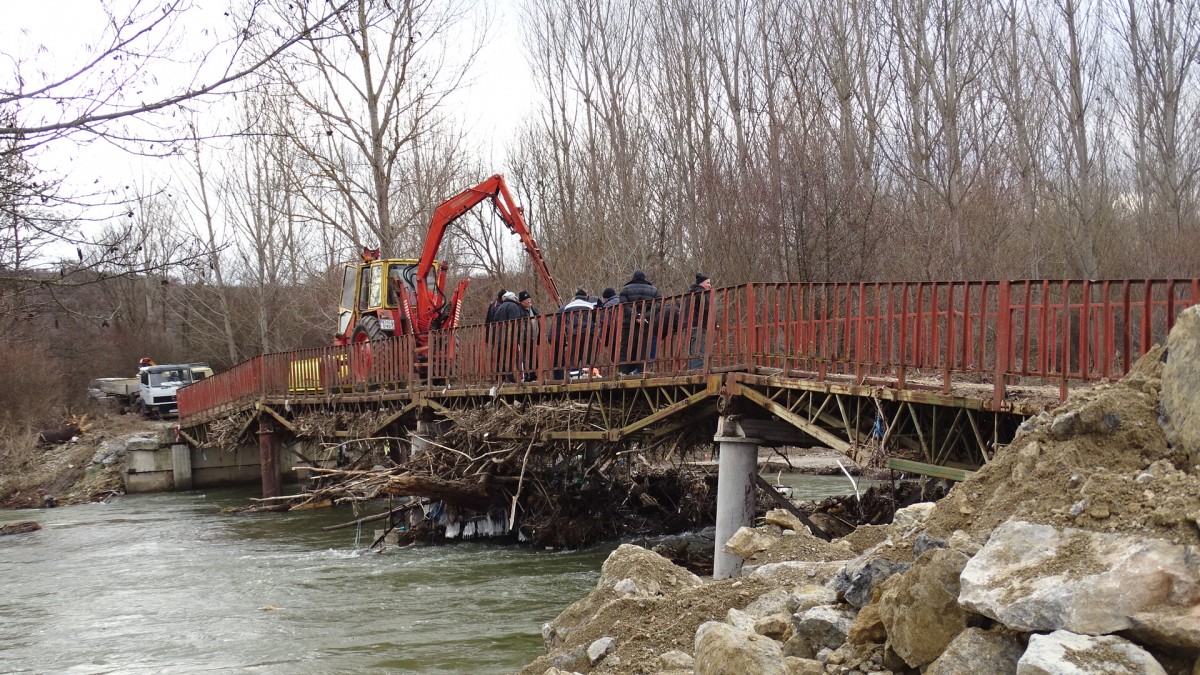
<box><xmin>352</xmin><ymin>315</ymin><xmax>387</xmax><ymax>342</ymax></box>
<box><xmin>350</xmin><ymin>316</ymin><xmax>385</xmax><ymax>385</ymax></box>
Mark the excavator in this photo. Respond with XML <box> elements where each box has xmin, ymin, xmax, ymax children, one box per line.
<box><xmin>333</xmin><ymin>174</ymin><xmax>561</xmax><ymax>354</ymax></box>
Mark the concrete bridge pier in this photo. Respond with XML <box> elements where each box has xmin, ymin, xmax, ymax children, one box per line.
<box><xmin>258</xmin><ymin>418</ymin><xmax>282</xmax><ymax>498</ymax></box>
<box><xmin>410</xmin><ymin>416</ymin><xmax>450</xmax><ymax>457</ymax></box>
<box><xmin>712</xmin><ymin>416</ymin><xmax>762</xmax><ymax>579</ymax></box>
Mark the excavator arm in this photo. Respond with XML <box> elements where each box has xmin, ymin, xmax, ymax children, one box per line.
<box><xmin>416</xmin><ymin>174</ymin><xmax>561</xmax><ymax>307</ymax></box>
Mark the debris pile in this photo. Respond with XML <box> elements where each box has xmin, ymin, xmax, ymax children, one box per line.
<box><xmin>522</xmin><ymin>307</ymin><xmax>1200</xmax><ymax>675</ymax></box>
<box><xmin>284</xmin><ymin>400</ymin><xmax>717</xmax><ymax>549</ymax></box>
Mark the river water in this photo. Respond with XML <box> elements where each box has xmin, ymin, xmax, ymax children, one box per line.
<box><xmin>0</xmin><ymin>475</ymin><xmax>863</xmax><ymax>674</ymax></box>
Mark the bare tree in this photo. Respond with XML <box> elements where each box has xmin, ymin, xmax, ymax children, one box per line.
<box><xmin>264</xmin><ymin>0</ymin><xmax>486</xmax><ymax>258</ymax></box>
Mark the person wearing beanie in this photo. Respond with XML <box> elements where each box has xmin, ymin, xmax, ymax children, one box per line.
<box><xmin>618</xmin><ymin>269</ymin><xmax>662</xmax><ymax>374</ymax></box>
<box><xmin>686</xmin><ymin>273</ymin><xmax>713</xmax><ymax>370</ymax></box>
<box><xmin>600</xmin><ymin>287</ymin><xmax>619</xmax><ymax>308</ymax></box>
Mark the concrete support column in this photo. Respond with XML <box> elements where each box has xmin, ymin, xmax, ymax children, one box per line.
<box><xmin>170</xmin><ymin>443</ymin><xmax>192</xmax><ymax>491</ymax></box>
<box><xmin>258</xmin><ymin>419</ymin><xmax>281</xmax><ymax>498</ymax></box>
<box><xmin>713</xmin><ymin>417</ymin><xmax>762</xmax><ymax>580</ymax></box>
<box><xmin>410</xmin><ymin>418</ymin><xmax>450</xmax><ymax>457</ymax></box>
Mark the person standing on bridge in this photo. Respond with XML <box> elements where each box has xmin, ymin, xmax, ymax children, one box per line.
<box><xmin>685</xmin><ymin>274</ymin><xmax>713</xmax><ymax>370</ymax></box>
<box><xmin>552</xmin><ymin>286</ymin><xmax>597</xmax><ymax>379</ymax></box>
<box><xmin>518</xmin><ymin>291</ymin><xmax>541</xmax><ymax>381</ymax></box>
<box><xmin>491</xmin><ymin>291</ymin><xmax>524</xmax><ymax>382</ymax></box>
<box><xmin>484</xmin><ymin>289</ymin><xmax>507</xmax><ymax>345</ymax></box>
<box><xmin>618</xmin><ymin>270</ymin><xmax>662</xmax><ymax>374</ymax></box>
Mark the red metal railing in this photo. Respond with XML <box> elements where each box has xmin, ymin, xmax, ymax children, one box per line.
<box><xmin>179</xmin><ymin>278</ymin><xmax>1199</xmax><ymax>424</ymax></box>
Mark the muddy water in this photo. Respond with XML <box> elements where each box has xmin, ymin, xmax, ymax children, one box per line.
<box><xmin>0</xmin><ymin>475</ymin><xmax>863</xmax><ymax>673</ymax></box>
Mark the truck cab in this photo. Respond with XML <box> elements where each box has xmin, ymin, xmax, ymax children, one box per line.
<box><xmin>138</xmin><ymin>364</ymin><xmax>209</xmax><ymax>417</ymax></box>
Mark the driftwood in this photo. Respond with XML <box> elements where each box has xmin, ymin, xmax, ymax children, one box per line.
<box><xmin>0</xmin><ymin>521</ymin><xmax>42</xmax><ymax>536</ymax></box>
<box><xmin>38</xmin><ymin>424</ymin><xmax>82</xmax><ymax>445</ymax></box>
<box><xmin>282</xmin><ymin>400</ymin><xmax>718</xmax><ymax>549</ymax></box>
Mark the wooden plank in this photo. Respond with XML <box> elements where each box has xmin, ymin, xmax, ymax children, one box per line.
<box><xmin>751</xmin><ymin>472</ymin><xmax>832</xmax><ymax>542</ymax></box>
<box><xmin>739</xmin><ymin>386</ymin><xmax>851</xmax><ymax>453</ymax></box>
<box><xmin>887</xmin><ymin>458</ymin><xmax>975</xmax><ymax>482</ymax></box>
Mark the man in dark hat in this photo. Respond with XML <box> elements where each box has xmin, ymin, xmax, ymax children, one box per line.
<box><xmin>599</xmin><ymin>287</ymin><xmax>619</xmax><ymax>308</ymax></box>
<box><xmin>686</xmin><ymin>273</ymin><xmax>713</xmax><ymax>370</ymax></box>
<box><xmin>618</xmin><ymin>270</ymin><xmax>662</xmax><ymax>374</ymax></box>
<box><xmin>518</xmin><ymin>291</ymin><xmax>540</xmax><ymax>381</ymax></box>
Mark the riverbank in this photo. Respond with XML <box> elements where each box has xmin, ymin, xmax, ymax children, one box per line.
<box><xmin>0</xmin><ymin>413</ymin><xmax>164</xmax><ymax>509</ymax></box>
<box><xmin>520</xmin><ymin>309</ymin><xmax>1200</xmax><ymax>674</ymax></box>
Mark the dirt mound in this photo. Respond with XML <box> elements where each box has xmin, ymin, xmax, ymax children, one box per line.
<box><xmin>926</xmin><ymin>347</ymin><xmax>1200</xmax><ymax>546</ymax></box>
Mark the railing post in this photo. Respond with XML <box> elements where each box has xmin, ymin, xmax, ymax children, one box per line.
<box><xmin>993</xmin><ymin>281</ymin><xmax>1011</xmax><ymax>409</ymax></box>
<box><xmin>744</xmin><ymin>284</ymin><xmax>757</xmax><ymax>369</ymax></box>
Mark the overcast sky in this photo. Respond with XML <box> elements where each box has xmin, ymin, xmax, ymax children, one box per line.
<box><xmin>4</xmin><ymin>1</ymin><xmax>535</xmax><ymax>207</ymax></box>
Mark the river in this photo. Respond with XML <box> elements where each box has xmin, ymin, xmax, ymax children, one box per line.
<box><xmin>0</xmin><ymin>475</ymin><xmax>864</xmax><ymax>674</ymax></box>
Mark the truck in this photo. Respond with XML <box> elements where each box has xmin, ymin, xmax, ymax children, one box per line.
<box><xmin>91</xmin><ymin>362</ymin><xmax>214</xmax><ymax>418</ymax></box>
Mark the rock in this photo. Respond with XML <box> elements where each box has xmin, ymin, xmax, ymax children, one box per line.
<box><xmin>876</xmin><ymin>548</ymin><xmax>974</xmax><ymax>667</ymax></box>
<box><xmin>726</xmin><ymin>608</ymin><xmax>758</xmax><ymax>632</ymax></box>
<box><xmin>745</xmin><ymin>588</ymin><xmax>794</xmax><ymax>618</ymax></box>
<box><xmin>91</xmin><ymin>439</ymin><xmax>126</xmax><ymax>466</ymax></box>
<box><xmin>1161</xmin><ymin>305</ymin><xmax>1200</xmax><ymax>470</ymax></box>
<box><xmin>541</xmin><ymin>668</ymin><xmax>581</xmax><ymax>675</ymax></box>
<box><xmin>725</xmin><ymin>526</ymin><xmax>779</xmax><ymax>560</ymax></box>
<box><xmin>892</xmin><ymin>502</ymin><xmax>936</xmax><ymax>533</ymax></box>
<box><xmin>542</xmin><ymin>544</ymin><xmax>697</xmax><ymax>650</ymax></box>
<box><xmin>586</xmin><ymin>636</ymin><xmax>616</xmax><ymax>664</ymax></box>
<box><xmin>959</xmin><ymin>520</ymin><xmax>1200</xmax><ymax>634</ymax></box>
<box><xmin>790</xmin><ymin>585</ymin><xmax>838</xmax><ymax>613</ymax></box>
<box><xmin>765</xmin><ymin>508</ymin><xmax>806</xmax><ymax>533</ymax></box>
<box><xmin>946</xmin><ymin>530</ymin><xmax>981</xmax><ymax>556</ymax></box>
<box><xmin>832</xmin><ymin>547</ymin><xmax>911</xmax><ymax>608</ymax></box>
<box><xmin>1127</xmin><ymin>606</ymin><xmax>1200</xmax><ymax>652</ymax></box>
<box><xmin>748</xmin><ymin>561</ymin><xmax>846</xmax><ymax>586</ymax></box>
<box><xmin>547</xmin><ymin>644</ymin><xmax>587</xmax><ymax>671</ymax></box>
<box><xmin>847</xmin><ymin>603</ymin><xmax>887</xmax><ymax>645</ymax></box>
<box><xmin>1017</xmin><ymin>630</ymin><xmax>1167</xmax><ymax>675</ymax></box>
<box><xmin>784</xmin><ymin>656</ymin><xmax>823</xmax><ymax>674</ymax></box>
<box><xmin>695</xmin><ymin>620</ymin><xmax>788</xmax><ymax>675</ymax></box>
<box><xmin>925</xmin><ymin>627</ymin><xmax>1024</xmax><ymax>675</ymax></box>
<box><xmin>612</xmin><ymin>578</ymin><xmax>640</xmax><ymax>597</ymax></box>
<box><xmin>660</xmin><ymin>650</ymin><xmax>694</xmax><ymax>670</ymax></box>
<box><xmin>913</xmin><ymin>531</ymin><xmax>947</xmax><ymax>557</ymax></box>
<box><xmin>755</xmin><ymin>613</ymin><xmax>792</xmax><ymax>640</ymax></box>
<box><xmin>1049</xmin><ymin>410</ymin><xmax>1079</xmax><ymax>439</ymax></box>
<box><xmin>784</xmin><ymin>605</ymin><xmax>855</xmax><ymax>659</ymax></box>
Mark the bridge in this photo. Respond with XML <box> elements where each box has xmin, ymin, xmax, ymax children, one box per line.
<box><xmin>177</xmin><ymin>278</ymin><xmax>1196</xmax><ymax>576</ymax></box>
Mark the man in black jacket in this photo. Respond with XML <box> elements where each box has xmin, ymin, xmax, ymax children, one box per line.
<box><xmin>618</xmin><ymin>270</ymin><xmax>662</xmax><ymax>374</ymax></box>
<box><xmin>491</xmin><ymin>291</ymin><xmax>525</xmax><ymax>382</ymax></box>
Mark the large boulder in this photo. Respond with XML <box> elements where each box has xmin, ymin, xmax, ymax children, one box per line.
<box><xmin>925</xmin><ymin>627</ymin><xmax>1024</xmax><ymax>675</ymax></box>
<box><xmin>724</xmin><ymin>526</ymin><xmax>778</xmax><ymax>560</ymax></box>
<box><xmin>959</xmin><ymin>520</ymin><xmax>1200</xmax><ymax>634</ymax></box>
<box><xmin>783</xmin><ymin>605</ymin><xmax>854</xmax><ymax>659</ymax></box>
<box><xmin>877</xmin><ymin>548</ymin><xmax>975</xmax><ymax>667</ymax></box>
<box><xmin>831</xmin><ymin>545</ymin><xmax>911</xmax><ymax>608</ymax></box>
<box><xmin>1162</xmin><ymin>305</ymin><xmax>1200</xmax><ymax>470</ymax></box>
<box><xmin>694</xmin><ymin>621</ymin><xmax>788</xmax><ymax>675</ymax></box>
<box><xmin>747</xmin><ymin>561</ymin><xmax>845</xmax><ymax>587</ymax></box>
<box><xmin>1016</xmin><ymin>630</ymin><xmax>1166</xmax><ymax>675</ymax></box>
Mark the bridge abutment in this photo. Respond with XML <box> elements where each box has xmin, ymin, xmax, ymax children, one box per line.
<box><xmin>712</xmin><ymin>416</ymin><xmax>762</xmax><ymax>579</ymax></box>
